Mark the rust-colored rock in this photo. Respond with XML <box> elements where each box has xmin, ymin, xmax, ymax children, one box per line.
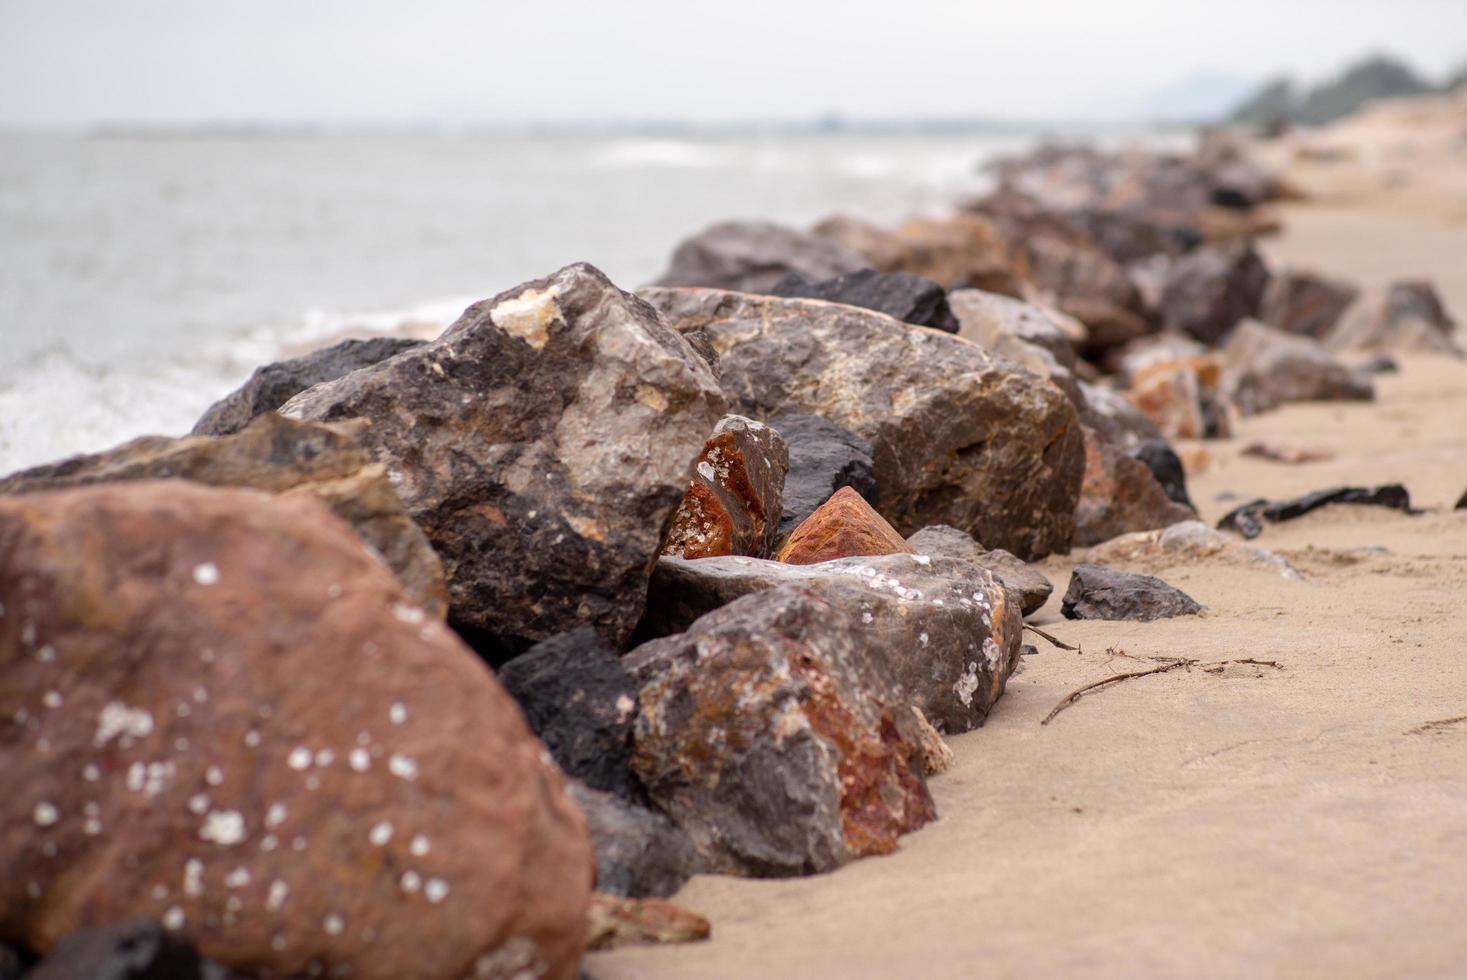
<box><xmin>775</xmin><ymin>486</ymin><xmax>914</xmax><ymax>565</ymax></box>
<box><xmin>0</xmin><ymin>481</ymin><xmax>592</xmax><ymax>980</ymax></box>
<box><xmin>1074</xmin><ymin>427</ymin><xmax>1196</xmax><ymax>547</ymax></box>
<box><xmin>1127</xmin><ymin>356</ymin><xmax>1235</xmax><ymax>440</ymax></box>
<box><xmin>662</xmin><ymin>416</ymin><xmax>788</xmax><ymax>560</ymax></box>
<box><xmin>586</xmin><ymin>894</ymin><xmax>711</xmax><ymax>951</ymax></box>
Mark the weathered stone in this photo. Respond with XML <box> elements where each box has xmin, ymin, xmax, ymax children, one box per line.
<box><xmin>585</xmin><ymin>894</ymin><xmax>710</xmax><ymax>951</ymax></box>
<box><xmin>641</xmin><ymin>554</ymin><xmax>1022</xmax><ymax>732</ymax></box>
<box><xmin>1127</xmin><ymin>356</ymin><xmax>1235</xmax><ymax>440</ymax></box>
<box><xmin>948</xmin><ymin>289</ymin><xmax>1086</xmax><ymax>409</ymax></box>
<box><xmin>1086</xmin><ymin>520</ymin><xmax>1301</xmax><ymax>580</ymax></box>
<box><xmin>1061</xmin><ymin>563</ymin><xmax>1202</xmax><ymax>621</ymax></box>
<box><xmin>772</xmin><ymin>268</ymin><xmax>959</xmax><ymax>332</ymax></box>
<box><xmin>809</xmin><ymin>214</ymin><xmax>911</xmax><ymax>273</ymax></box>
<box><xmin>641</xmin><ymin>289</ymin><xmax>1085</xmax><ymax>560</ymax></box>
<box><xmin>23</xmin><ymin>920</ymin><xmax>233</xmax><ymax>980</ymax></box>
<box><xmin>1077</xmin><ymin>380</ymin><xmax>1164</xmax><ymax>449</ymax></box>
<box><xmin>566</xmin><ymin>783</ymin><xmax>700</xmax><ymax>899</ymax></box>
<box><xmin>1115</xmin><ymin>332</ymin><xmax>1209</xmax><ymax>382</ymax></box>
<box><xmin>1074</xmin><ymin>428</ymin><xmax>1195</xmax><ymax>548</ymax></box>
<box><xmin>0</xmin><ymin>481</ymin><xmax>591</xmax><ymax>980</ymax></box>
<box><xmin>1128</xmin><ymin>440</ymin><xmax>1195</xmax><ymax>510</ymax></box>
<box><xmin>282</xmin><ymin>263</ymin><xmax>725</xmax><ymax>647</ymax></box>
<box><xmin>1221</xmin><ymin>319</ymin><xmax>1374</xmax><ymax>415</ymax></box>
<box><xmin>776</xmin><ymin>486</ymin><xmax>914</xmax><ymax>565</ymax></box>
<box><xmin>626</xmin><ymin>587</ymin><xmax>936</xmax><ymax>877</ymax></box>
<box><xmin>905</xmin><ymin>524</ymin><xmax>1053</xmax><ymax>617</ymax></box>
<box><xmin>0</xmin><ymin>413</ymin><xmax>447</xmax><ymax>618</ymax></box>
<box><xmin>1327</xmin><ymin>280</ymin><xmax>1462</xmax><ymax>356</ymax></box>
<box><xmin>191</xmin><ymin>336</ymin><xmax>425</xmax><ymax>437</ymax></box>
<box><xmin>770</xmin><ymin>415</ymin><xmax>880</xmax><ymax>541</ymax></box>
<box><xmin>1159</xmin><ymin>240</ymin><xmax>1270</xmax><ymax>344</ymax></box>
<box><xmin>1218</xmin><ymin>485</ymin><xmax>1413</xmax><ymax>538</ymax></box>
<box><xmin>652</xmin><ymin>221</ymin><xmax>868</xmax><ymax>295</ymax></box>
<box><xmin>662</xmin><ymin>415</ymin><xmax>788</xmax><ymax>560</ymax></box>
<box><xmin>886</xmin><ymin>213</ymin><xmax>1027</xmax><ymax>296</ymax></box>
<box><xmin>907</xmin><ymin>707</ymin><xmax>954</xmax><ymax>776</ymax></box>
<box><xmin>498</xmin><ymin>627</ymin><xmax>638</xmax><ymax>800</ymax></box>
<box><xmin>1258</xmin><ymin>269</ymin><xmax>1360</xmax><ymax>340</ymax></box>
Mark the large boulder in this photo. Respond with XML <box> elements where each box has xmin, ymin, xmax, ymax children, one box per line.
<box><xmin>1061</xmin><ymin>564</ymin><xmax>1202</xmax><ymax>621</ymax></box>
<box><xmin>769</xmin><ymin>415</ymin><xmax>880</xmax><ymax>541</ymax></box>
<box><xmin>1221</xmin><ymin>319</ymin><xmax>1374</xmax><ymax>415</ymax></box>
<box><xmin>905</xmin><ymin>524</ymin><xmax>1053</xmax><ymax>617</ymax></box>
<box><xmin>1326</xmin><ymin>280</ymin><xmax>1462</xmax><ymax>356</ymax></box>
<box><xmin>641</xmin><ymin>553</ymin><xmax>1022</xmax><ymax>732</ymax></box>
<box><xmin>947</xmin><ymin>289</ymin><xmax>1087</xmax><ymax>409</ymax></box>
<box><xmin>771</xmin><ymin>269</ymin><xmax>959</xmax><ymax>332</ymax></box>
<box><xmin>652</xmin><ymin>221</ymin><xmax>868</xmax><ymax>294</ymax></box>
<box><xmin>1074</xmin><ymin>427</ymin><xmax>1196</xmax><ymax>548</ymax></box>
<box><xmin>661</xmin><ymin>415</ymin><xmax>787</xmax><ymax>560</ymax></box>
<box><xmin>1158</xmin><ymin>240</ymin><xmax>1270</xmax><ymax>345</ymax></box>
<box><xmin>0</xmin><ymin>481</ymin><xmax>591</xmax><ymax>980</ymax></box>
<box><xmin>1258</xmin><ymin>269</ymin><xmax>1360</xmax><ymax>340</ymax></box>
<box><xmin>192</xmin><ymin>337</ymin><xmax>425</xmax><ymax>437</ymax></box>
<box><xmin>566</xmin><ymin>784</ymin><xmax>700</xmax><ymax>900</ymax></box>
<box><xmin>282</xmin><ymin>263</ymin><xmax>725</xmax><ymax>648</ymax></box>
<box><xmin>625</xmin><ymin>587</ymin><xmax>937</xmax><ymax>877</ymax></box>
<box><xmin>640</xmin><ymin>289</ymin><xmax>1085</xmax><ymax>560</ymax></box>
<box><xmin>775</xmin><ymin>486</ymin><xmax>914</xmax><ymax>565</ymax></box>
<box><xmin>0</xmin><ymin>413</ymin><xmax>447</xmax><ymax>618</ymax></box>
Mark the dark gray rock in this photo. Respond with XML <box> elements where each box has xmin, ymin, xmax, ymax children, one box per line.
<box><xmin>1129</xmin><ymin>440</ymin><xmax>1195</xmax><ymax>510</ymax></box>
<box><xmin>905</xmin><ymin>524</ymin><xmax>1053</xmax><ymax>616</ymax></box>
<box><xmin>1456</xmin><ymin>487</ymin><xmax>1466</xmax><ymax>510</ymax></box>
<box><xmin>567</xmin><ymin>782</ymin><xmax>701</xmax><ymax>899</ymax></box>
<box><xmin>769</xmin><ymin>414</ymin><xmax>880</xmax><ymax>541</ymax></box>
<box><xmin>1077</xmin><ymin>380</ymin><xmax>1165</xmax><ymax>449</ymax></box>
<box><xmin>24</xmin><ymin>920</ymin><xmax>232</xmax><ymax>980</ymax></box>
<box><xmin>1159</xmin><ymin>240</ymin><xmax>1270</xmax><ymax>345</ymax></box>
<box><xmin>282</xmin><ymin>263</ymin><xmax>726</xmax><ymax>648</ymax></box>
<box><xmin>1327</xmin><ymin>280</ymin><xmax>1462</xmax><ymax>356</ymax></box>
<box><xmin>498</xmin><ymin>627</ymin><xmax>639</xmax><ymax>800</ymax></box>
<box><xmin>1218</xmin><ymin>485</ymin><xmax>1414</xmax><ymax>539</ymax></box>
<box><xmin>1258</xmin><ymin>269</ymin><xmax>1360</xmax><ymax>340</ymax></box>
<box><xmin>652</xmin><ymin>220</ymin><xmax>868</xmax><ymax>294</ymax></box>
<box><xmin>0</xmin><ymin>943</ymin><xmax>28</xmax><ymax>980</ymax></box>
<box><xmin>192</xmin><ymin>336</ymin><xmax>425</xmax><ymax>437</ymax></box>
<box><xmin>1221</xmin><ymin>319</ymin><xmax>1374</xmax><ymax>415</ymax></box>
<box><xmin>1358</xmin><ymin>353</ymin><xmax>1399</xmax><ymax>375</ymax></box>
<box><xmin>771</xmin><ymin>268</ymin><xmax>959</xmax><ymax>333</ymax></box>
<box><xmin>1061</xmin><ymin>564</ymin><xmax>1202</xmax><ymax>621</ymax></box>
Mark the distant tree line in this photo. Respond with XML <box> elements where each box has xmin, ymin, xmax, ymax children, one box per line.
<box><xmin>1230</xmin><ymin>54</ymin><xmax>1467</xmax><ymax>131</ymax></box>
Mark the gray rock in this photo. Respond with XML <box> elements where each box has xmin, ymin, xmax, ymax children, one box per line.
<box><xmin>192</xmin><ymin>336</ymin><xmax>425</xmax><ymax>437</ymax></box>
<box><xmin>1061</xmin><ymin>563</ymin><xmax>1202</xmax><ymax>621</ymax></box>
<box><xmin>948</xmin><ymin>289</ymin><xmax>1086</xmax><ymax>409</ymax></box>
<box><xmin>1258</xmin><ymin>269</ymin><xmax>1360</xmax><ymax>340</ymax></box>
<box><xmin>1327</xmin><ymin>280</ymin><xmax>1462</xmax><ymax>356</ymax></box>
<box><xmin>1221</xmin><ymin>319</ymin><xmax>1374</xmax><ymax>416</ymax></box>
<box><xmin>24</xmin><ymin>920</ymin><xmax>233</xmax><ymax>980</ymax></box>
<box><xmin>282</xmin><ymin>263</ymin><xmax>726</xmax><ymax>647</ymax></box>
<box><xmin>772</xmin><ymin>268</ymin><xmax>958</xmax><ymax>332</ymax></box>
<box><xmin>567</xmin><ymin>782</ymin><xmax>701</xmax><ymax>899</ymax></box>
<box><xmin>769</xmin><ymin>414</ymin><xmax>880</xmax><ymax>541</ymax></box>
<box><xmin>641</xmin><ymin>288</ymin><xmax>1085</xmax><ymax>560</ymax></box>
<box><xmin>905</xmin><ymin>524</ymin><xmax>1053</xmax><ymax>616</ymax></box>
<box><xmin>652</xmin><ymin>220</ymin><xmax>869</xmax><ymax>294</ymax></box>
<box><xmin>1159</xmin><ymin>240</ymin><xmax>1270</xmax><ymax>345</ymax></box>
<box><xmin>1077</xmin><ymin>380</ymin><xmax>1164</xmax><ymax>449</ymax></box>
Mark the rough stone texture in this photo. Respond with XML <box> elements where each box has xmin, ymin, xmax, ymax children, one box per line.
<box><xmin>771</xmin><ymin>268</ymin><xmax>959</xmax><ymax>333</ymax></box>
<box><xmin>191</xmin><ymin>336</ymin><xmax>426</xmax><ymax>437</ymax></box>
<box><xmin>1222</xmin><ymin>319</ymin><xmax>1374</xmax><ymax>415</ymax></box>
<box><xmin>905</xmin><ymin>524</ymin><xmax>1053</xmax><ymax>617</ymax></box>
<box><xmin>1128</xmin><ymin>439</ymin><xmax>1196</xmax><ymax>510</ymax></box>
<box><xmin>23</xmin><ymin>920</ymin><xmax>232</xmax><ymax>980</ymax></box>
<box><xmin>0</xmin><ymin>413</ymin><xmax>447</xmax><ymax>619</ymax></box>
<box><xmin>1127</xmin><ymin>357</ymin><xmax>1235</xmax><ymax>440</ymax></box>
<box><xmin>498</xmin><ymin>627</ymin><xmax>638</xmax><ymax>800</ymax></box>
<box><xmin>282</xmin><ymin>262</ymin><xmax>726</xmax><ymax>648</ymax></box>
<box><xmin>1074</xmin><ymin>427</ymin><xmax>1196</xmax><ymax>548</ymax></box>
<box><xmin>652</xmin><ymin>220</ymin><xmax>868</xmax><ymax>295</ymax></box>
<box><xmin>566</xmin><ymin>783</ymin><xmax>700</xmax><ymax>900</ymax></box>
<box><xmin>948</xmin><ymin>289</ymin><xmax>1086</xmax><ymax>409</ymax></box>
<box><xmin>0</xmin><ymin>481</ymin><xmax>591</xmax><ymax>980</ymax></box>
<box><xmin>809</xmin><ymin>215</ymin><xmax>911</xmax><ymax>273</ymax></box>
<box><xmin>1116</xmin><ymin>332</ymin><xmax>1209</xmax><ymax>383</ymax></box>
<box><xmin>1218</xmin><ymin>485</ymin><xmax>1413</xmax><ymax>539</ymax></box>
<box><xmin>1159</xmin><ymin>240</ymin><xmax>1271</xmax><ymax>345</ymax></box>
<box><xmin>769</xmin><ymin>415</ymin><xmax>880</xmax><ymax>541</ymax></box>
<box><xmin>1258</xmin><ymin>269</ymin><xmax>1360</xmax><ymax>340</ymax></box>
<box><xmin>886</xmin><ymin>213</ymin><xmax>1028</xmax><ymax>296</ymax></box>
<box><xmin>1061</xmin><ymin>563</ymin><xmax>1202</xmax><ymax>621</ymax></box>
<box><xmin>775</xmin><ymin>486</ymin><xmax>915</xmax><ymax>565</ymax></box>
<box><xmin>662</xmin><ymin>415</ymin><xmax>788</xmax><ymax>561</ymax></box>
<box><xmin>1327</xmin><ymin>280</ymin><xmax>1463</xmax><ymax>356</ymax></box>
<box><xmin>585</xmin><ymin>894</ymin><xmax>710</xmax><ymax>951</ymax></box>
<box><xmin>1086</xmin><ymin>520</ymin><xmax>1301</xmax><ymax>580</ymax></box>
<box><xmin>641</xmin><ymin>554</ymin><xmax>1022</xmax><ymax>733</ymax></box>
<box><xmin>641</xmin><ymin>288</ymin><xmax>1085</xmax><ymax>560</ymax></box>
<box><xmin>1077</xmin><ymin>380</ymin><xmax>1164</xmax><ymax>449</ymax></box>
<box><xmin>625</xmin><ymin>587</ymin><xmax>936</xmax><ymax>877</ymax></box>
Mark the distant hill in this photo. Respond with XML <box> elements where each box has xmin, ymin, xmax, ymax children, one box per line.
<box><xmin>1228</xmin><ymin>54</ymin><xmax>1438</xmax><ymax>129</ymax></box>
<box><xmin>1133</xmin><ymin>70</ymin><xmax>1258</xmax><ymax>123</ymax></box>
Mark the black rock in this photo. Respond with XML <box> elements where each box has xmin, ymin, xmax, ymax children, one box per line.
<box><xmin>0</xmin><ymin>942</ymin><xmax>30</xmax><ymax>980</ymax></box>
<box><xmin>769</xmin><ymin>414</ymin><xmax>881</xmax><ymax>540</ymax></box>
<box><xmin>1061</xmin><ymin>564</ymin><xmax>1202</xmax><ymax>622</ymax></box>
<box><xmin>191</xmin><ymin>336</ymin><xmax>425</xmax><ymax>436</ymax></box>
<box><xmin>1128</xmin><ymin>440</ymin><xmax>1195</xmax><ymax>510</ymax></box>
<box><xmin>498</xmin><ymin>626</ymin><xmax>639</xmax><ymax>800</ymax></box>
<box><xmin>567</xmin><ymin>781</ymin><xmax>701</xmax><ymax>898</ymax></box>
<box><xmin>24</xmin><ymin>921</ymin><xmax>233</xmax><ymax>980</ymax></box>
<box><xmin>1218</xmin><ymin>484</ymin><xmax>1414</xmax><ymax>538</ymax></box>
<box><xmin>771</xmin><ymin>268</ymin><xmax>960</xmax><ymax>333</ymax></box>
<box><xmin>1456</xmin><ymin>487</ymin><xmax>1466</xmax><ymax>510</ymax></box>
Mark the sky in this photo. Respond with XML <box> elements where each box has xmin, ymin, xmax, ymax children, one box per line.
<box><xmin>1</xmin><ymin>0</ymin><xmax>1464</xmax><ymax>126</ymax></box>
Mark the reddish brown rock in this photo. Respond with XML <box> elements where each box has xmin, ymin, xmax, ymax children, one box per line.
<box><xmin>775</xmin><ymin>486</ymin><xmax>914</xmax><ymax>565</ymax></box>
<box><xmin>0</xmin><ymin>481</ymin><xmax>591</xmax><ymax>980</ymax></box>
<box><xmin>1074</xmin><ymin>427</ymin><xmax>1196</xmax><ymax>547</ymax></box>
<box><xmin>662</xmin><ymin>416</ymin><xmax>788</xmax><ymax>560</ymax></box>
<box><xmin>1127</xmin><ymin>356</ymin><xmax>1235</xmax><ymax>440</ymax></box>
<box><xmin>1158</xmin><ymin>240</ymin><xmax>1271</xmax><ymax>345</ymax></box>
<box><xmin>1258</xmin><ymin>269</ymin><xmax>1360</xmax><ymax>339</ymax></box>
<box><xmin>586</xmin><ymin>894</ymin><xmax>710</xmax><ymax>951</ymax></box>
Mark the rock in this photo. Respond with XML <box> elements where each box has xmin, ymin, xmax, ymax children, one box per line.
<box><xmin>566</xmin><ymin>783</ymin><xmax>700</xmax><ymax>899</ymax></box>
<box><xmin>498</xmin><ymin>627</ymin><xmax>638</xmax><ymax>800</ymax></box>
<box><xmin>775</xmin><ymin>486</ymin><xmax>914</xmax><ymax>565</ymax></box>
<box><xmin>191</xmin><ymin>336</ymin><xmax>426</xmax><ymax>437</ymax></box>
<box><xmin>1456</xmin><ymin>487</ymin><xmax>1467</xmax><ymax>510</ymax></box>
<box><xmin>1158</xmin><ymin>240</ymin><xmax>1270</xmax><ymax>344</ymax></box>
<box><xmin>769</xmin><ymin>415</ymin><xmax>881</xmax><ymax>541</ymax></box>
<box><xmin>1061</xmin><ymin>564</ymin><xmax>1202</xmax><ymax>621</ymax></box>
<box><xmin>626</xmin><ymin>587</ymin><xmax>937</xmax><ymax>876</ymax></box>
<box><xmin>809</xmin><ymin>214</ymin><xmax>911</xmax><ymax>273</ymax></box>
<box><xmin>652</xmin><ymin>220</ymin><xmax>868</xmax><ymax>294</ymax></box>
<box><xmin>907</xmin><ymin>707</ymin><xmax>954</xmax><ymax>776</ymax></box>
<box><xmin>1358</xmin><ymin>353</ymin><xmax>1399</xmax><ymax>374</ymax></box>
<box><xmin>1115</xmin><ymin>332</ymin><xmax>1209</xmax><ymax>382</ymax></box>
<box><xmin>886</xmin><ymin>213</ymin><xmax>1028</xmax><ymax>296</ymax></box>
<box><xmin>1218</xmin><ymin>485</ymin><xmax>1413</xmax><ymax>538</ymax></box>
<box><xmin>948</xmin><ymin>289</ymin><xmax>1086</xmax><ymax>408</ymax></box>
<box><xmin>905</xmin><ymin>524</ymin><xmax>1053</xmax><ymax>617</ymax></box>
<box><xmin>1074</xmin><ymin>428</ymin><xmax>1195</xmax><ymax>547</ymax></box>
<box><xmin>0</xmin><ymin>481</ymin><xmax>591</xmax><ymax>980</ymax></box>
<box><xmin>771</xmin><ymin>268</ymin><xmax>959</xmax><ymax>332</ymax></box>
<box><xmin>1127</xmin><ymin>356</ymin><xmax>1235</xmax><ymax>440</ymax></box>
<box><xmin>585</xmin><ymin>894</ymin><xmax>710</xmax><ymax>951</ymax></box>
<box><xmin>1327</xmin><ymin>280</ymin><xmax>1462</xmax><ymax>356</ymax></box>
<box><xmin>0</xmin><ymin>943</ymin><xmax>25</xmax><ymax>980</ymax></box>
<box><xmin>0</xmin><ymin>413</ymin><xmax>447</xmax><ymax>618</ymax></box>
<box><xmin>1086</xmin><ymin>520</ymin><xmax>1302</xmax><ymax>580</ymax></box>
<box><xmin>661</xmin><ymin>415</ymin><xmax>788</xmax><ymax>560</ymax></box>
<box><xmin>282</xmin><ymin>262</ymin><xmax>725</xmax><ymax>648</ymax></box>
<box><xmin>1221</xmin><ymin>319</ymin><xmax>1374</xmax><ymax>415</ymax></box>
<box><xmin>1258</xmin><ymin>269</ymin><xmax>1360</xmax><ymax>339</ymax></box>
<box><xmin>1128</xmin><ymin>440</ymin><xmax>1195</xmax><ymax>510</ymax></box>
<box><xmin>641</xmin><ymin>554</ymin><xmax>1022</xmax><ymax>733</ymax></box>
<box><xmin>1077</xmin><ymin>380</ymin><xmax>1164</xmax><ymax>449</ymax></box>
<box><xmin>23</xmin><ymin>920</ymin><xmax>231</xmax><ymax>980</ymax></box>
<box><xmin>641</xmin><ymin>288</ymin><xmax>1085</xmax><ymax>560</ymax></box>
<box><xmin>1240</xmin><ymin>441</ymin><xmax>1336</xmax><ymax>464</ymax></box>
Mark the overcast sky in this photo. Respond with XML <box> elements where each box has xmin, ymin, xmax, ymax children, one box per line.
<box><xmin>2</xmin><ymin>0</ymin><xmax>1464</xmax><ymax>126</ymax></box>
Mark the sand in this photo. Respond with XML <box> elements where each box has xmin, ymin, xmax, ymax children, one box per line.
<box><xmin>588</xmin><ymin>119</ymin><xmax>1467</xmax><ymax>978</ymax></box>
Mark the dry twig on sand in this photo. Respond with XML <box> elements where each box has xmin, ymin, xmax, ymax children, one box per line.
<box><xmin>1024</xmin><ymin>623</ymin><xmax>1081</xmax><ymax>652</ymax></box>
<box><xmin>1406</xmin><ymin>714</ymin><xmax>1467</xmax><ymax>735</ymax></box>
<box><xmin>1041</xmin><ymin>653</ymin><xmax>1284</xmax><ymax>726</ymax></box>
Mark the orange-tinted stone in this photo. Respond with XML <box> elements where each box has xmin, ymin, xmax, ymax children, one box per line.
<box><xmin>662</xmin><ymin>416</ymin><xmax>788</xmax><ymax>560</ymax></box>
<box><xmin>775</xmin><ymin>486</ymin><xmax>914</xmax><ymax>565</ymax></box>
